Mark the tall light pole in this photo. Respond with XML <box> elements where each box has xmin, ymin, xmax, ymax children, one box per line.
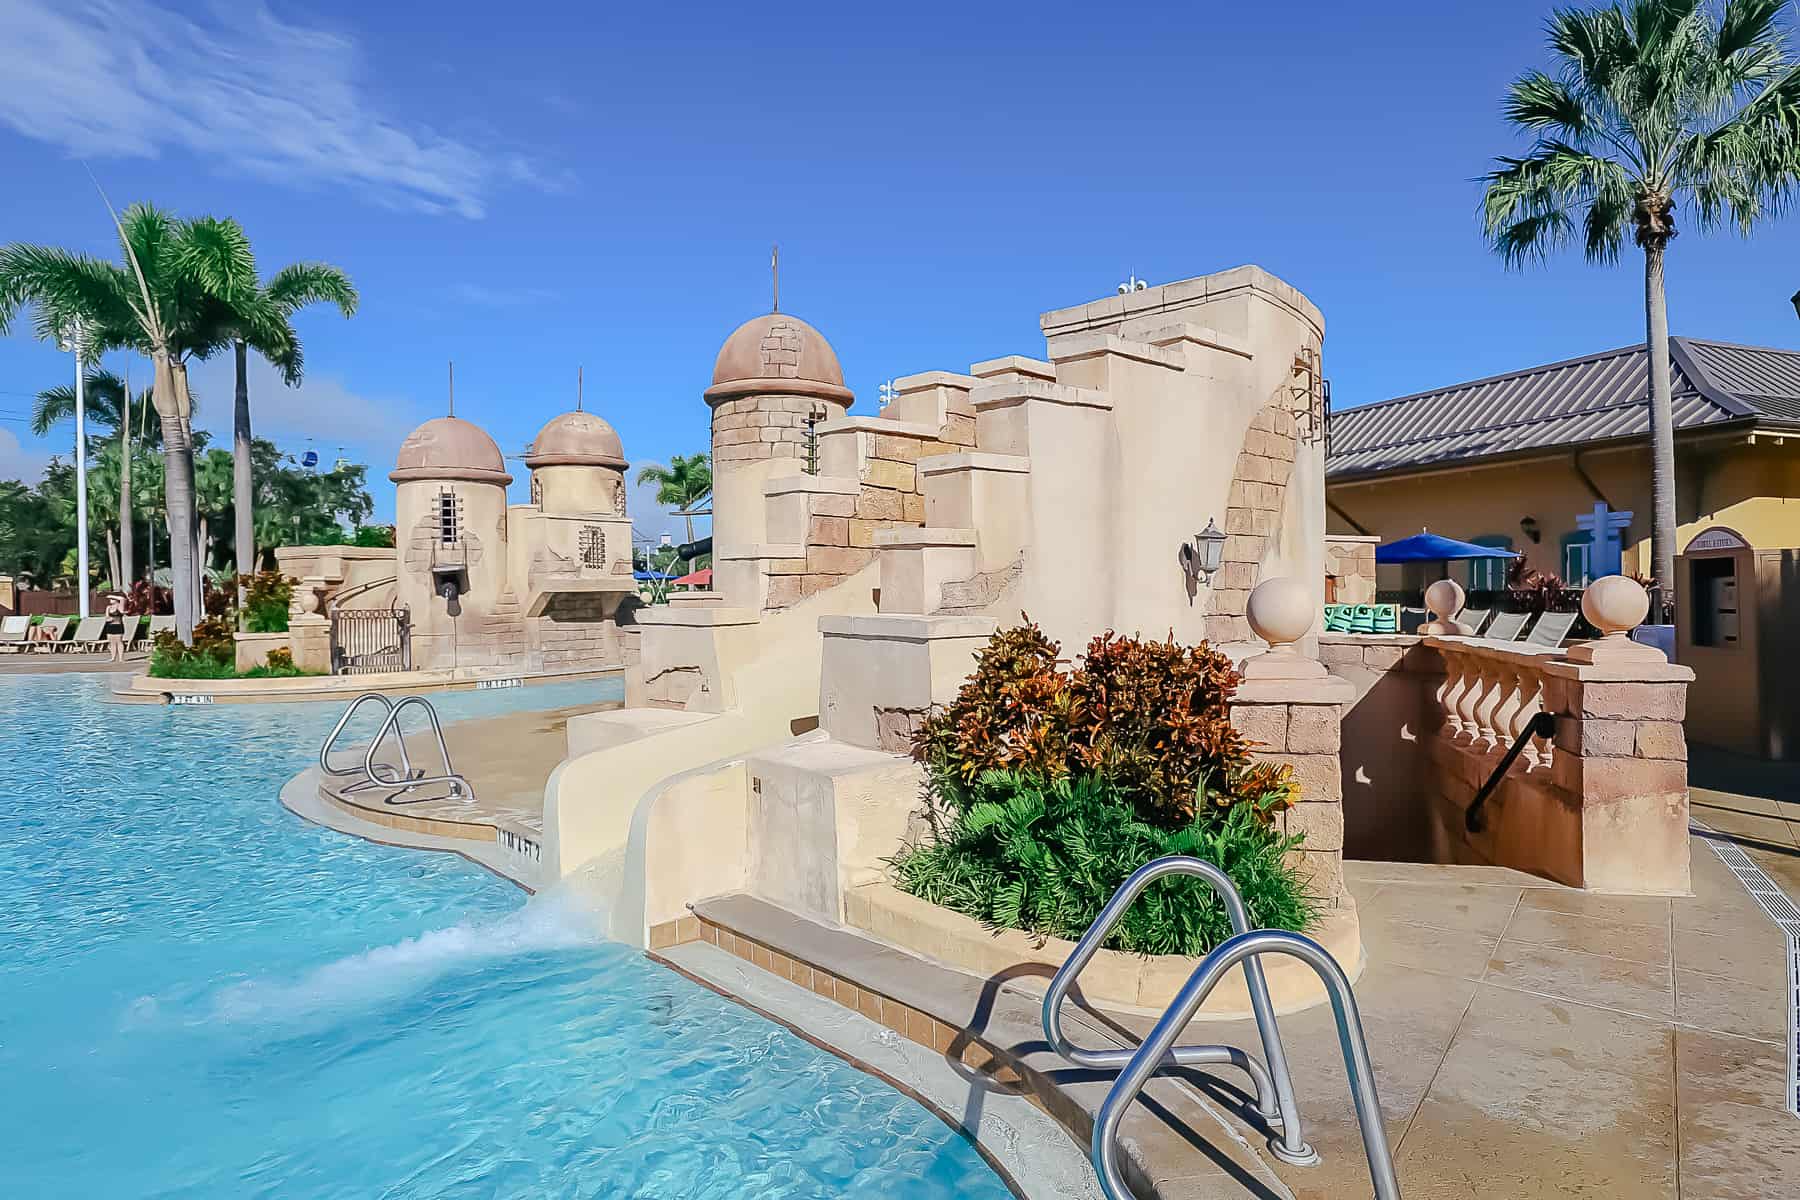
<box><xmin>59</xmin><ymin>322</ymin><xmax>90</xmax><ymax>619</ymax></box>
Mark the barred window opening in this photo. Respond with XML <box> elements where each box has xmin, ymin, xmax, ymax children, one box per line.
<box><xmin>579</xmin><ymin>525</ymin><xmax>606</xmax><ymax>569</ymax></box>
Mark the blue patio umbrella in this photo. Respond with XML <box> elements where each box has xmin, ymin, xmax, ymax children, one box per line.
<box><xmin>1376</xmin><ymin>532</ymin><xmax>1519</xmax><ymax>564</ymax></box>
<box><xmin>633</xmin><ymin>570</ymin><xmax>679</xmax><ymax>581</ymax></box>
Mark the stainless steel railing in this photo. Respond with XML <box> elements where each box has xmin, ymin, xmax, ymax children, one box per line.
<box><xmin>318</xmin><ymin>693</ymin><xmax>474</xmax><ymax>805</ymax></box>
<box><xmin>1044</xmin><ymin>856</ymin><xmax>1400</xmax><ymax>1200</ymax></box>
<box><xmin>1041</xmin><ymin>856</ymin><xmax>1312</xmax><ymax>1164</ymax></box>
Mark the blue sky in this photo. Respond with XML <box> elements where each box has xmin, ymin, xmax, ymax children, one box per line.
<box><xmin>6</xmin><ymin>0</ymin><xmax>1800</xmax><ymax>536</ymax></box>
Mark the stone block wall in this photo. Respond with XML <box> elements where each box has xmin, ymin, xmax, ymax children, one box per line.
<box><xmin>1209</xmin><ymin>402</ymin><xmax>1298</xmax><ymax>643</ymax></box>
<box><xmin>1228</xmin><ymin>676</ymin><xmax>1351</xmax><ymax>907</ymax></box>
<box><xmin>535</xmin><ymin>592</ymin><xmax>613</xmax><ymax>668</ymax></box>
<box><xmin>1324</xmin><ymin>535</ymin><xmax>1380</xmax><ymax>604</ymax></box>
<box><xmin>711</xmin><ymin>395</ymin><xmax>839</xmax><ymax>466</ymax></box>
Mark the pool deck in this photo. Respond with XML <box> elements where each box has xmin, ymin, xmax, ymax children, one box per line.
<box><xmin>286</xmin><ymin>701</ymin><xmax>1800</xmax><ymax>1198</ymax></box>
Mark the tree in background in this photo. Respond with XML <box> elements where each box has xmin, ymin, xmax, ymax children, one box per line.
<box><xmin>215</xmin><ymin>258</ymin><xmax>358</xmax><ymax>613</ymax></box>
<box><xmin>33</xmin><ymin>367</ymin><xmax>165</xmax><ymax>587</ymax></box>
<box><xmin>0</xmin><ymin>205</ymin><xmax>277</xmax><ymax>641</ymax></box>
<box><xmin>635</xmin><ymin>453</ymin><xmax>712</xmax><ymax>545</ymax></box>
<box><xmin>1482</xmin><ymin>0</ymin><xmax>1800</xmax><ymax>614</ymax></box>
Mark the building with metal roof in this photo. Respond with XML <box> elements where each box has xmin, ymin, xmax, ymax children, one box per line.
<box><xmin>1328</xmin><ymin>337</ymin><xmax>1800</xmax><ymax>483</ymax></box>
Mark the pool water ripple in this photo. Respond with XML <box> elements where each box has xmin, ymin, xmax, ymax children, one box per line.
<box><xmin>0</xmin><ymin>674</ymin><xmax>1011</xmax><ymax>1199</ymax></box>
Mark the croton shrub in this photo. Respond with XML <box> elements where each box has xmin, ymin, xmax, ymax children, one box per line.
<box><xmin>894</xmin><ymin>620</ymin><xmax>1316</xmax><ymax>956</ymax></box>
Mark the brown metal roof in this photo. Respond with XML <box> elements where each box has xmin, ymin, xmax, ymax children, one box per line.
<box><xmin>1327</xmin><ymin>337</ymin><xmax>1800</xmax><ymax>480</ymax></box>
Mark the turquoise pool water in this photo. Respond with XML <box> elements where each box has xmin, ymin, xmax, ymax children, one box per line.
<box><xmin>0</xmin><ymin>674</ymin><xmax>1012</xmax><ymax>1199</ymax></box>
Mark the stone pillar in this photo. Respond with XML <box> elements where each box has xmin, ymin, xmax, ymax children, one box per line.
<box><xmin>288</xmin><ymin>576</ymin><xmax>331</xmax><ymax>673</ymax></box>
<box><xmin>1232</xmin><ymin>577</ymin><xmax>1355</xmax><ymax>905</ymax></box>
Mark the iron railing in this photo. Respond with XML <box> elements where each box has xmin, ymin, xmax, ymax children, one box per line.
<box><xmin>330</xmin><ymin>607</ymin><xmax>411</xmax><ymax>675</ymax></box>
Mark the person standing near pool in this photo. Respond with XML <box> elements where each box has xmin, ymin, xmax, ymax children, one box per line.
<box><xmin>102</xmin><ymin>594</ymin><xmax>127</xmax><ymax>663</ymax></box>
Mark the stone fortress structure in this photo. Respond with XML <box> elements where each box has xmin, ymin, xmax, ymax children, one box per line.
<box><xmin>545</xmin><ymin>264</ymin><xmax>1376</xmax><ymax>949</ymax></box>
<box><xmin>283</xmin><ymin>405</ymin><xmax>640</xmax><ymax>676</ymax></box>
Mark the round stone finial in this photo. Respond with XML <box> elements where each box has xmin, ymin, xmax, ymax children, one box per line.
<box><xmin>1424</xmin><ymin>578</ymin><xmax>1465</xmax><ymax>621</ymax></box>
<box><xmin>1582</xmin><ymin>574</ymin><xmax>1650</xmax><ymax>637</ymax></box>
<box><xmin>1245</xmin><ymin>577</ymin><xmax>1315</xmax><ymax>649</ymax></box>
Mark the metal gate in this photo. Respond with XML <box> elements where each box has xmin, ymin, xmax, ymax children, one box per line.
<box><xmin>330</xmin><ymin>607</ymin><xmax>411</xmax><ymax>675</ymax></box>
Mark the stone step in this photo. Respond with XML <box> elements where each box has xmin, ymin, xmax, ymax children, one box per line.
<box><xmin>873</xmin><ymin>526</ymin><xmax>978</xmax><ymax>614</ymax></box>
<box><xmin>676</xmin><ymin>893</ymin><xmax>1285</xmax><ymax>1199</ymax></box>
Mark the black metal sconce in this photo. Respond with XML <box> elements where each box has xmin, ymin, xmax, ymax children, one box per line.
<box><xmin>1181</xmin><ymin>518</ymin><xmax>1227</xmax><ymax>590</ymax></box>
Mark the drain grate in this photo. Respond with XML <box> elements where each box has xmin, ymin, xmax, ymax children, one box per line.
<box><xmin>1692</xmin><ymin>821</ymin><xmax>1800</xmax><ymax>1117</ymax></box>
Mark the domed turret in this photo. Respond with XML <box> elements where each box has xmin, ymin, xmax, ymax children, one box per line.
<box><xmin>523</xmin><ymin>411</ymin><xmax>627</xmax><ymax>470</ymax></box>
<box><xmin>390</xmin><ymin>416</ymin><xmax>512</xmax><ymax>486</ymax></box>
<box><xmin>704</xmin><ymin>313</ymin><xmax>852</xmax><ymax>407</ymax></box>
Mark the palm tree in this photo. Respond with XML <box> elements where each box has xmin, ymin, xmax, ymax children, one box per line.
<box><xmin>33</xmin><ymin>367</ymin><xmax>166</xmax><ymax>586</ymax></box>
<box><xmin>219</xmin><ymin>261</ymin><xmax>357</xmax><ymax>612</ymax></box>
<box><xmin>635</xmin><ymin>453</ymin><xmax>713</xmax><ymax>544</ymax></box>
<box><xmin>0</xmin><ymin>205</ymin><xmax>268</xmax><ymax>641</ymax></box>
<box><xmin>1481</xmin><ymin>0</ymin><xmax>1800</xmax><ymax>614</ymax></box>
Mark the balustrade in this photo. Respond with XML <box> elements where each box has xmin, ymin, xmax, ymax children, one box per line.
<box><xmin>1429</xmin><ymin>639</ymin><xmax>1559</xmax><ymax>770</ymax></box>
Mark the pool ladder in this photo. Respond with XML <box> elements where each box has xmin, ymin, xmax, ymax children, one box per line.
<box><xmin>319</xmin><ymin>693</ymin><xmax>475</xmax><ymax>804</ymax></box>
<box><xmin>1042</xmin><ymin>856</ymin><xmax>1400</xmax><ymax>1200</ymax></box>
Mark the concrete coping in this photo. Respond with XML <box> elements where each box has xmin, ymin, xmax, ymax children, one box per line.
<box><xmin>667</xmin><ymin>590</ymin><xmax>725</xmax><ymax>607</ymax></box>
<box><xmin>915</xmin><ymin>451</ymin><xmax>1031</xmax><ymax>477</ymax></box>
<box><xmin>1039</xmin><ymin>265</ymin><xmax>1324</xmax><ymax>341</ymax></box>
<box><xmin>713</xmin><ymin>542</ymin><xmax>807</xmax><ymax>562</ymax></box>
<box><xmin>1232</xmin><ymin>674</ymin><xmax>1357</xmax><ymax>705</ymax></box>
<box><xmin>635</xmin><ymin>604</ymin><xmax>762</xmax><ymax>628</ymax></box>
<box><xmin>815</xmin><ymin>414</ymin><xmax>943</xmax><ymax>440</ymax></box>
<box><xmin>818</xmin><ymin>613</ymin><xmax>997</xmax><ymax>641</ymax></box>
<box><xmin>968</xmin><ymin>354</ymin><xmax>1056</xmax><ymax>380</ymax></box>
<box><xmin>1047</xmin><ymin>330</ymin><xmax>1185</xmax><ymax>371</ymax></box>
<box><xmin>969</xmin><ymin>379</ymin><xmax>1111</xmax><ymax>412</ymax></box>
<box><xmin>1324</xmin><ymin>533</ymin><xmax>1383</xmax><ymax>545</ymax></box>
<box><xmin>873</xmin><ymin>526</ymin><xmax>978</xmax><ymax>549</ymax></box>
<box><xmin>1317</xmin><ymin>633</ymin><xmax>1425</xmax><ymax>646</ymax></box>
<box><xmin>1134</xmin><ymin>320</ymin><xmax>1253</xmax><ymax>360</ymax></box>
<box><xmin>891</xmin><ymin>369</ymin><xmax>979</xmax><ymax>393</ymax></box>
<box><xmin>763</xmin><ymin>473</ymin><xmax>861</xmax><ymax>498</ymax></box>
<box><xmin>1423</xmin><ymin>634</ymin><xmax>1696</xmax><ymax>682</ymax></box>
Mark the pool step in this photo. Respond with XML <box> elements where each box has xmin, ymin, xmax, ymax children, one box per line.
<box><xmin>673</xmin><ymin>894</ymin><xmax>1292</xmax><ymax>1200</ymax></box>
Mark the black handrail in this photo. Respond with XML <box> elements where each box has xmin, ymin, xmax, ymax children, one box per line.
<box><xmin>1465</xmin><ymin>711</ymin><xmax>1558</xmax><ymax>834</ymax></box>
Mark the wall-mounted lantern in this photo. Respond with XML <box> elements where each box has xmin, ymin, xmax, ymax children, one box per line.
<box><xmin>1182</xmin><ymin>518</ymin><xmax>1228</xmax><ymax>590</ymax></box>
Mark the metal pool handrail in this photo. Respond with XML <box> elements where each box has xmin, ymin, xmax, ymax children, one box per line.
<box><xmin>1091</xmin><ymin>928</ymin><xmax>1400</xmax><ymax>1200</ymax></box>
<box><xmin>362</xmin><ymin>695</ymin><xmax>473</xmax><ymax>803</ymax></box>
<box><xmin>319</xmin><ymin>693</ymin><xmax>412</xmax><ymax>789</ymax></box>
<box><xmin>1042</xmin><ymin>856</ymin><xmax>1312</xmax><ymax>1164</ymax></box>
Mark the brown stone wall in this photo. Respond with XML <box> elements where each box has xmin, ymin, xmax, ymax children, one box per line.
<box><xmin>1230</xmin><ymin>693</ymin><xmax>1347</xmax><ymax>905</ymax></box>
<box><xmin>1208</xmin><ymin>403</ymin><xmax>1298</xmax><ymax>642</ymax></box>
<box><xmin>534</xmin><ymin>591</ymin><xmax>614</xmax><ymax>668</ymax></box>
<box><xmin>1323</xmin><ymin>538</ymin><xmax>1378</xmax><ymax>603</ymax></box>
<box><xmin>711</xmin><ymin>395</ymin><xmax>848</xmax><ymax>466</ymax></box>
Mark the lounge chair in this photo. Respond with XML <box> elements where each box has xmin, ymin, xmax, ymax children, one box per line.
<box><xmin>0</xmin><ymin>616</ymin><xmax>28</xmax><ymax>653</ymax></box>
<box><xmin>1484</xmin><ymin>611</ymin><xmax>1531</xmax><ymax>642</ymax></box>
<box><xmin>65</xmin><ymin>617</ymin><xmax>107</xmax><ymax>653</ymax></box>
<box><xmin>1399</xmin><ymin>607</ymin><xmax>1428</xmax><ymax>634</ymax></box>
<box><xmin>30</xmin><ymin>616</ymin><xmax>72</xmax><ymax>653</ymax></box>
<box><xmin>1458</xmin><ymin>607</ymin><xmax>1493</xmax><ymax>635</ymax></box>
<box><xmin>145</xmin><ymin>615</ymin><xmax>175</xmax><ymax>645</ymax></box>
<box><xmin>118</xmin><ymin>615</ymin><xmax>145</xmax><ymax>651</ymax></box>
<box><xmin>1524</xmin><ymin>609</ymin><xmax>1580</xmax><ymax>648</ymax></box>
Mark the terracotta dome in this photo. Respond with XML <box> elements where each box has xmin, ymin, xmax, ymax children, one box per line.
<box><xmin>703</xmin><ymin>312</ymin><xmax>853</xmax><ymax>406</ymax></box>
<box><xmin>390</xmin><ymin>416</ymin><xmax>512</xmax><ymax>485</ymax></box>
<box><xmin>524</xmin><ymin>411</ymin><xmax>627</xmax><ymax>470</ymax></box>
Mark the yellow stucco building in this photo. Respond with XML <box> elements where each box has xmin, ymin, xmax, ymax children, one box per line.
<box><xmin>1327</xmin><ymin>336</ymin><xmax>1800</xmax><ymax>758</ymax></box>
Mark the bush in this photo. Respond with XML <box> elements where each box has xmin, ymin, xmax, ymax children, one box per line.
<box><xmin>350</xmin><ymin>524</ymin><xmax>396</xmax><ymax>548</ymax></box>
<box><xmin>910</xmin><ymin>619</ymin><xmax>1296</xmax><ymax>826</ymax></box>
<box><xmin>239</xmin><ymin>571</ymin><xmax>294</xmax><ymax>633</ymax></box>
<box><xmin>894</xmin><ymin>621</ymin><xmax>1315</xmax><ymax>958</ymax></box>
<box><xmin>147</xmin><ymin>618</ymin><xmax>237</xmax><ymax>678</ymax></box>
<box><xmin>890</xmin><ymin>770</ymin><xmax>1317</xmax><ymax>957</ymax></box>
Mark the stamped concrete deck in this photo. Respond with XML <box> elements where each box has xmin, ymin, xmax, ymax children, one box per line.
<box><xmin>676</xmin><ymin>834</ymin><xmax>1799</xmax><ymax>1199</ymax></box>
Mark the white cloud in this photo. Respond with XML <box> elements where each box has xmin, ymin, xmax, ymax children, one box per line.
<box><xmin>0</xmin><ymin>0</ymin><xmax>557</xmax><ymax>219</ymax></box>
<box><xmin>0</xmin><ymin>426</ymin><xmax>51</xmax><ymax>484</ymax></box>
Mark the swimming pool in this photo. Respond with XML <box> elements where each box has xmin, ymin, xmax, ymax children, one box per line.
<box><xmin>0</xmin><ymin>673</ymin><xmax>1014</xmax><ymax>1199</ymax></box>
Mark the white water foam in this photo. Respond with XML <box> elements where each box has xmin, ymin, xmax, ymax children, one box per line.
<box><xmin>204</xmin><ymin>882</ymin><xmax>607</xmax><ymax>1028</ymax></box>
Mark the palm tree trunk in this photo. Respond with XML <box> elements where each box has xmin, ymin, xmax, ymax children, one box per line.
<box><xmin>118</xmin><ymin>385</ymin><xmax>133</xmax><ymax>586</ymax></box>
<box><xmin>106</xmin><ymin>528</ymin><xmax>120</xmax><ymax>590</ymax></box>
<box><xmin>232</xmin><ymin>339</ymin><xmax>253</xmax><ymax>622</ymax></box>
<box><xmin>1643</xmin><ymin>239</ymin><xmax>1678</xmax><ymax>621</ymax></box>
<box><xmin>154</xmin><ymin>353</ymin><xmax>197</xmax><ymax>642</ymax></box>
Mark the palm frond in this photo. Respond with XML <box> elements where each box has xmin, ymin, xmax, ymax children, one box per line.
<box><xmin>176</xmin><ymin>216</ymin><xmax>259</xmax><ymax>305</ymax></box>
<box><xmin>265</xmin><ymin>262</ymin><xmax>359</xmax><ymax>318</ymax></box>
<box><xmin>1505</xmin><ymin>71</ymin><xmax>1592</xmax><ymax>137</ymax></box>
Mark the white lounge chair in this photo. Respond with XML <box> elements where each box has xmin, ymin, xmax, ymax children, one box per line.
<box><xmin>65</xmin><ymin>617</ymin><xmax>107</xmax><ymax>653</ymax></box>
<box><xmin>30</xmin><ymin>616</ymin><xmax>71</xmax><ymax>653</ymax></box>
<box><xmin>145</xmin><ymin>615</ymin><xmax>176</xmax><ymax>644</ymax></box>
<box><xmin>1484</xmin><ymin>611</ymin><xmax>1531</xmax><ymax>642</ymax></box>
<box><xmin>0</xmin><ymin>615</ymin><xmax>29</xmax><ymax>653</ymax></box>
<box><xmin>1525</xmin><ymin>610</ymin><xmax>1580</xmax><ymax>648</ymax></box>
